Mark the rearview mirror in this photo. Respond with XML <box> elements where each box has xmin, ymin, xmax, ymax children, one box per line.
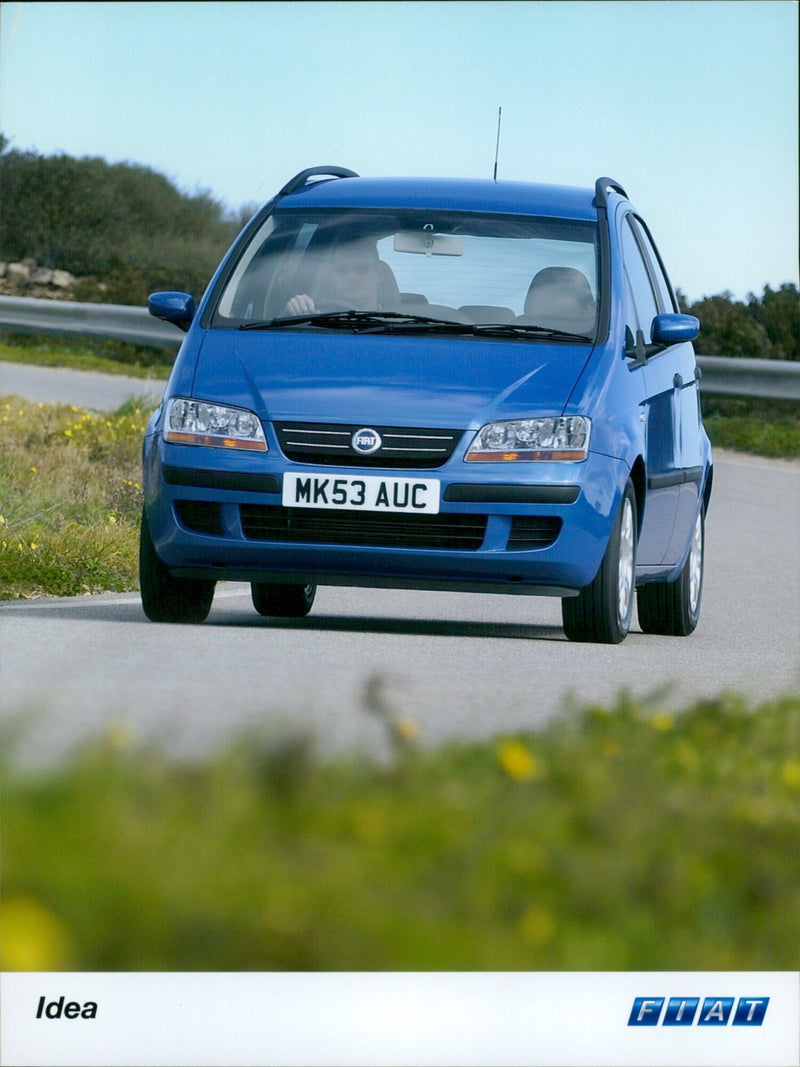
<box><xmin>148</xmin><ymin>291</ymin><xmax>196</xmax><ymax>332</ymax></box>
<box><xmin>651</xmin><ymin>313</ymin><xmax>699</xmax><ymax>345</ymax></box>
<box><xmin>394</xmin><ymin>231</ymin><xmax>464</xmax><ymax>257</ymax></box>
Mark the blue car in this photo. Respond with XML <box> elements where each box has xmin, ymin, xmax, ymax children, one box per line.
<box><xmin>142</xmin><ymin>167</ymin><xmax>711</xmax><ymax>642</ymax></box>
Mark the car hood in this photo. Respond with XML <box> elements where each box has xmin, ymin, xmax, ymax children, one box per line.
<box><xmin>190</xmin><ymin>330</ymin><xmax>594</xmax><ymax>428</ymax></box>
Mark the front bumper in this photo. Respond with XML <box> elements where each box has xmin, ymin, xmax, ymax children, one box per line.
<box><xmin>143</xmin><ymin>435</ymin><xmax>627</xmax><ymax>595</ymax></box>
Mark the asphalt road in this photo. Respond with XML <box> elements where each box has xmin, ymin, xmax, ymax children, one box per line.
<box><xmin>2</xmin><ymin>448</ymin><xmax>798</xmax><ymax>766</ymax></box>
<box><xmin>1</xmin><ymin>360</ymin><xmax>166</xmax><ymax>410</ymax></box>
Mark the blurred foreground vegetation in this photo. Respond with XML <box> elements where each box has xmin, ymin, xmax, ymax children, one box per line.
<box><xmin>2</xmin><ymin>692</ymin><xmax>798</xmax><ymax>970</ymax></box>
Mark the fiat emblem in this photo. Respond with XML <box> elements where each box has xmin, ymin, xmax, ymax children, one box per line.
<box><xmin>352</xmin><ymin>428</ymin><xmax>382</xmax><ymax>454</ymax></box>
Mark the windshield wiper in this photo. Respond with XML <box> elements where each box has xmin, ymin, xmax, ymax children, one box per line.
<box><xmin>239</xmin><ymin>310</ymin><xmax>593</xmax><ymax>342</ymax></box>
<box><xmin>239</xmin><ymin>310</ymin><xmax>468</xmax><ymax>332</ymax></box>
<box><xmin>470</xmin><ymin>323</ymin><xmax>594</xmax><ymax>342</ymax></box>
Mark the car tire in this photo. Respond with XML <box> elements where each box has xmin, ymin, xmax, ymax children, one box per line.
<box><xmin>251</xmin><ymin>582</ymin><xmax>316</xmax><ymax>618</ymax></box>
<box><xmin>637</xmin><ymin>503</ymin><xmax>704</xmax><ymax>636</ymax></box>
<box><xmin>562</xmin><ymin>480</ymin><xmax>637</xmax><ymax>644</ymax></box>
<box><xmin>139</xmin><ymin>508</ymin><xmax>215</xmax><ymax>623</ymax></box>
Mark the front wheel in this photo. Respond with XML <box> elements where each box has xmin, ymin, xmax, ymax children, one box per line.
<box><xmin>251</xmin><ymin>582</ymin><xmax>316</xmax><ymax>618</ymax></box>
<box><xmin>562</xmin><ymin>480</ymin><xmax>637</xmax><ymax>644</ymax></box>
<box><xmin>637</xmin><ymin>503</ymin><xmax>705</xmax><ymax>636</ymax></box>
<box><xmin>139</xmin><ymin>508</ymin><xmax>215</xmax><ymax>623</ymax></box>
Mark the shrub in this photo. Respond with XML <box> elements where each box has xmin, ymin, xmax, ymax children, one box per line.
<box><xmin>0</xmin><ymin>139</ymin><xmax>250</xmax><ymax>305</ymax></box>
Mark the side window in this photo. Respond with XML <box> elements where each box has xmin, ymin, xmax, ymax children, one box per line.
<box><xmin>621</xmin><ymin>216</ymin><xmax>659</xmax><ymax>345</ymax></box>
<box><xmin>623</xmin><ymin>273</ymin><xmax>639</xmax><ymax>357</ymax></box>
<box><xmin>629</xmin><ymin>216</ymin><xmax>675</xmax><ymax>313</ymax></box>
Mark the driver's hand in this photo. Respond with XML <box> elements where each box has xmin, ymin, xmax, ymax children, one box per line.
<box><xmin>284</xmin><ymin>294</ymin><xmax>316</xmax><ymax>316</ymax></box>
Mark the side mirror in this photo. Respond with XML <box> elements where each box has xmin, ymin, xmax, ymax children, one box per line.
<box><xmin>651</xmin><ymin>313</ymin><xmax>699</xmax><ymax>346</ymax></box>
<box><xmin>148</xmin><ymin>291</ymin><xmax>196</xmax><ymax>332</ymax></box>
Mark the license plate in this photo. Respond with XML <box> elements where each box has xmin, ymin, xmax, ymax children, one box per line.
<box><xmin>282</xmin><ymin>473</ymin><xmax>440</xmax><ymax>513</ymax></box>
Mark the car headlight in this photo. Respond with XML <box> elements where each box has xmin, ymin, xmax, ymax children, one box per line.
<box><xmin>465</xmin><ymin>416</ymin><xmax>591</xmax><ymax>461</ymax></box>
<box><xmin>163</xmin><ymin>398</ymin><xmax>267</xmax><ymax>451</ymax></box>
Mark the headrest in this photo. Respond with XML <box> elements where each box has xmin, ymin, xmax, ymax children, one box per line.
<box><xmin>524</xmin><ymin>267</ymin><xmax>596</xmax><ymax>334</ymax></box>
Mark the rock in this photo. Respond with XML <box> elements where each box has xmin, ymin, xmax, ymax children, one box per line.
<box><xmin>0</xmin><ymin>261</ymin><xmax>80</xmax><ymax>298</ymax></box>
<box><xmin>51</xmin><ymin>269</ymin><xmax>76</xmax><ymax>289</ymax></box>
<box><xmin>6</xmin><ymin>262</ymin><xmax>31</xmax><ymax>287</ymax></box>
<box><xmin>30</xmin><ymin>267</ymin><xmax>54</xmax><ymax>285</ymax></box>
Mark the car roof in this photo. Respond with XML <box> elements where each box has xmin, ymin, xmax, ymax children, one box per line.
<box><xmin>276</xmin><ymin>175</ymin><xmax>600</xmax><ymax>221</ymax></box>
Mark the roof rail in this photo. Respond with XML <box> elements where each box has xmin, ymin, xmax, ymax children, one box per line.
<box><xmin>594</xmin><ymin>177</ymin><xmax>628</xmax><ymax>209</ymax></box>
<box><xmin>278</xmin><ymin>166</ymin><xmax>359</xmax><ymax>198</ymax></box>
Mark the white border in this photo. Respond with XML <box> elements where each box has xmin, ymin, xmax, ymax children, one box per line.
<box><xmin>1</xmin><ymin>971</ymin><xmax>798</xmax><ymax>1067</ymax></box>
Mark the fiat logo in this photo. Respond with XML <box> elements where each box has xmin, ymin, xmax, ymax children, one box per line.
<box><xmin>352</xmin><ymin>428</ymin><xmax>382</xmax><ymax>454</ymax></box>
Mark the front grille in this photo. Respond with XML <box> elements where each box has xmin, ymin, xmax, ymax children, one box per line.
<box><xmin>275</xmin><ymin>422</ymin><xmax>463</xmax><ymax>468</ymax></box>
<box><xmin>507</xmin><ymin>516</ymin><xmax>562</xmax><ymax>550</ymax></box>
<box><xmin>240</xmin><ymin>505</ymin><xmax>487</xmax><ymax>551</ymax></box>
<box><xmin>175</xmin><ymin>500</ymin><xmax>223</xmax><ymax>536</ymax></box>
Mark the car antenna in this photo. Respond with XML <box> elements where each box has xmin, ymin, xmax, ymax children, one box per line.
<box><xmin>493</xmin><ymin>106</ymin><xmax>502</xmax><ymax>182</ymax></box>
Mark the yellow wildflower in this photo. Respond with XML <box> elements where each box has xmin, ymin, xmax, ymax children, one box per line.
<box><xmin>0</xmin><ymin>896</ymin><xmax>74</xmax><ymax>970</ymax></box>
<box><xmin>651</xmin><ymin>711</ymin><xmax>675</xmax><ymax>732</ymax></box>
<box><xmin>498</xmin><ymin>739</ymin><xmax>544</xmax><ymax>781</ymax></box>
<box><xmin>520</xmin><ymin>905</ymin><xmax>556</xmax><ymax>948</ymax></box>
<box><xmin>781</xmin><ymin>759</ymin><xmax>800</xmax><ymax>790</ymax></box>
<box><xmin>394</xmin><ymin>718</ymin><xmax>419</xmax><ymax>743</ymax></box>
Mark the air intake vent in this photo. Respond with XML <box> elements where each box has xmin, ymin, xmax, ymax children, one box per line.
<box><xmin>175</xmin><ymin>500</ymin><xmax>223</xmax><ymax>536</ymax></box>
<box><xmin>507</xmin><ymin>516</ymin><xmax>562</xmax><ymax>550</ymax></box>
<box><xmin>240</xmin><ymin>505</ymin><xmax>487</xmax><ymax>551</ymax></box>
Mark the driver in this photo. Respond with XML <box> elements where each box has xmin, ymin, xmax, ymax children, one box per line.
<box><xmin>283</xmin><ymin>238</ymin><xmax>382</xmax><ymax>316</ymax></box>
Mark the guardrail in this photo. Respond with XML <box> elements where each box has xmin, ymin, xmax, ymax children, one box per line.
<box><xmin>1</xmin><ymin>294</ymin><xmax>798</xmax><ymax>400</ymax></box>
<box><xmin>694</xmin><ymin>355</ymin><xmax>800</xmax><ymax>400</ymax></box>
<box><xmin>0</xmin><ymin>295</ymin><xmax>181</xmax><ymax>350</ymax></box>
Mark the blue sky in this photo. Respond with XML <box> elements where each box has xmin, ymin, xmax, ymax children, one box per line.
<box><xmin>1</xmin><ymin>0</ymin><xmax>797</xmax><ymax>302</ymax></box>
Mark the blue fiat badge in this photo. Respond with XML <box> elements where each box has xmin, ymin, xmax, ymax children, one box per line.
<box><xmin>352</xmin><ymin>428</ymin><xmax>382</xmax><ymax>454</ymax></box>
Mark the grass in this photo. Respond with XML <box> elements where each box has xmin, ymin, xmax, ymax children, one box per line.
<box><xmin>701</xmin><ymin>395</ymin><xmax>800</xmax><ymax>458</ymax></box>
<box><xmin>0</xmin><ymin>395</ymin><xmax>148</xmax><ymax>598</ymax></box>
<box><xmin>0</xmin><ymin>335</ymin><xmax>173</xmax><ymax>379</ymax></box>
<box><xmin>2</xmin><ymin>691</ymin><xmax>798</xmax><ymax>971</ymax></box>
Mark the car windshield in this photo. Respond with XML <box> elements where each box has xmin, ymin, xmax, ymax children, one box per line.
<box><xmin>211</xmin><ymin>208</ymin><xmax>600</xmax><ymax>338</ymax></box>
